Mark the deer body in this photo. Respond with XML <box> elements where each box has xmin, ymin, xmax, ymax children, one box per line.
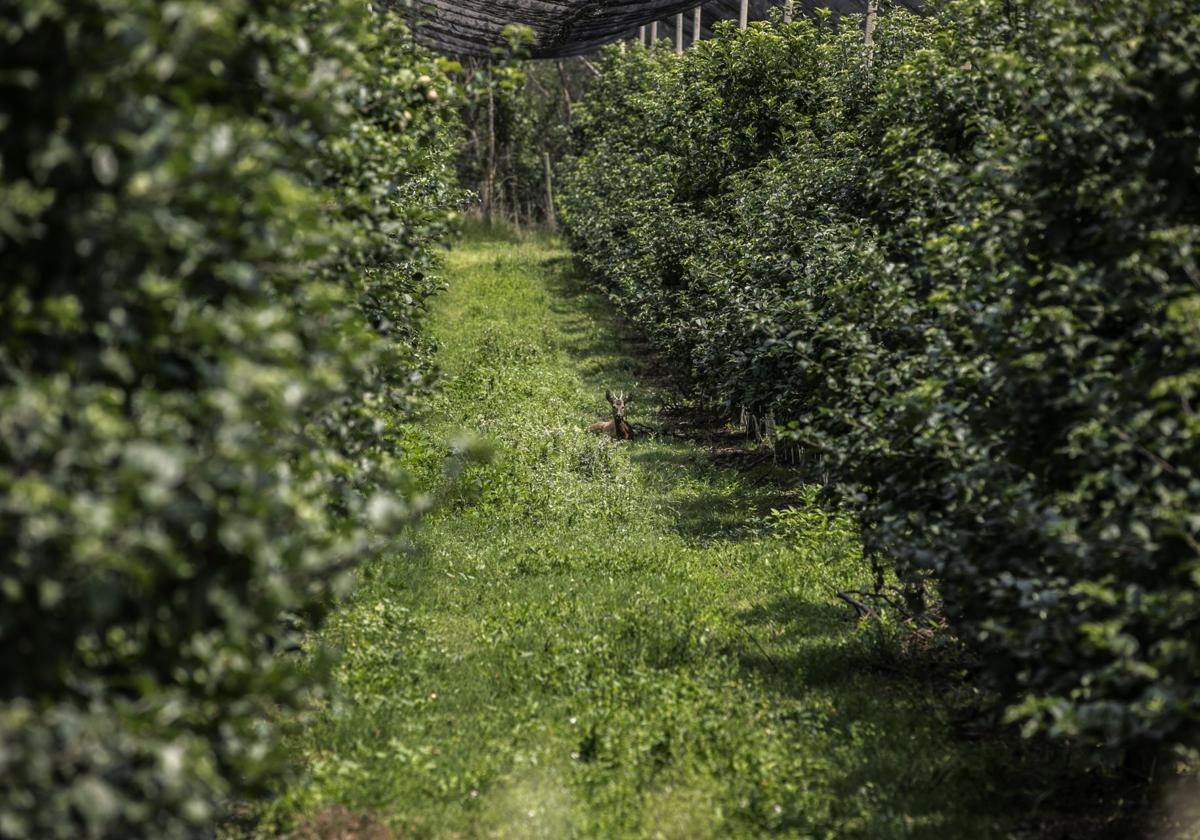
<box><xmin>589</xmin><ymin>390</ymin><xmax>634</xmax><ymax>440</ymax></box>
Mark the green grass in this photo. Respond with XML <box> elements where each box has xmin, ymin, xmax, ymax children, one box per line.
<box><xmin>264</xmin><ymin>227</ymin><xmax>1083</xmax><ymax>839</ymax></box>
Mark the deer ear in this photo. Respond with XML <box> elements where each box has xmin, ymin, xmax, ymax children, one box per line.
<box><xmin>605</xmin><ymin>389</ymin><xmax>613</xmax><ymax>403</ymax></box>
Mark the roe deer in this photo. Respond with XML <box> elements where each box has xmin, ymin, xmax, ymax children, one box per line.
<box><xmin>588</xmin><ymin>390</ymin><xmax>635</xmax><ymax>441</ymax></box>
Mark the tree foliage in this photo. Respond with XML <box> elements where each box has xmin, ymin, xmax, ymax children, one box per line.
<box><xmin>560</xmin><ymin>1</ymin><xmax>1200</xmax><ymax>759</ymax></box>
<box><xmin>0</xmin><ymin>0</ymin><xmax>457</xmax><ymax>836</ymax></box>
<box><xmin>454</xmin><ymin>39</ymin><xmax>595</xmax><ymax>227</ymax></box>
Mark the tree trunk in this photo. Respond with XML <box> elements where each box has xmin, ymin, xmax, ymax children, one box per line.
<box><xmin>484</xmin><ymin>71</ymin><xmax>497</xmax><ymax>225</ymax></box>
<box><xmin>556</xmin><ymin>60</ymin><xmax>573</xmax><ymax>125</ymax></box>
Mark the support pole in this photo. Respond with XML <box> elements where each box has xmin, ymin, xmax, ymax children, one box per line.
<box><xmin>865</xmin><ymin>0</ymin><xmax>879</xmax><ymax>46</ymax></box>
<box><xmin>650</xmin><ymin>20</ymin><xmax>658</xmax><ymax>44</ymax></box>
<box><xmin>693</xmin><ymin>6</ymin><xmax>702</xmax><ymax>44</ymax></box>
<box><xmin>739</xmin><ymin>0</ymin><xmax>748</xmax><ymax>29</ymax></box>
<box><xmin>783</xmin><ymin>0</ymin><xmax>793</xmax><ymax>23</ymax></box>
<box><xmin>543</xmin><ymin>151</ymin><xmax>556</xmax><ymax>229</ymax></box>
<box><xmin>675</xmin><ymin>12</ymin><xmax>684</xmax><ymax>53</ymax></box>
<box><xmin>639</xmin><ymin>24</ymin><xmax>646</xmax><ymax>47</ymax></box>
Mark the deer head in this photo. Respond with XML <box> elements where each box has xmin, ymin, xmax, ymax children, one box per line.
<box><xmin>604</xmin><ymin>390</ymin><xmax>634</xmax><ymax>440</ymax></box>
<box><xmin>605</xmin><ymin>389</ymin><xmax>627</xmax><ymax>423</ymax></box>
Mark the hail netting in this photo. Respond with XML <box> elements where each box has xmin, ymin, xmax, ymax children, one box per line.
<box><xmin>386</xmin><ymin>0</ymin><xmax>921</xmax><ymax>58</ymax></box>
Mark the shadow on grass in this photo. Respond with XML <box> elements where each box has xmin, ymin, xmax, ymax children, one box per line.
<box><xmin>539</xmin><ymin>255</ymin><xmax>661</xmax><ymax>386</ymax></box>
<box><xmin>631</xmin><ymin>448</ymin><xmax>801</xmax><ymax>549</ymax></box>
<box><xmin>729</xmin><ymin>591</ymin><xmax>1150</xmax><ymax>840</ymax></box>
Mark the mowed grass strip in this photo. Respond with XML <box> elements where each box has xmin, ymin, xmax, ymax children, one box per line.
<box><xmin>268</xmin><ymin>227</ymin><xmax>1054</xmax><ymax>839</ymax></box>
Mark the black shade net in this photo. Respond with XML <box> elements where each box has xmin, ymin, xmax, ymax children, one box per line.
<box><xmin>389</xmin><ymin>0</ymin><xmax>920</xmax><ymax>58</ymax></box>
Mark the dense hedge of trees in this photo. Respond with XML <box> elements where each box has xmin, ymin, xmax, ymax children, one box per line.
<box><xmin>561</xmin><ymin>0</ymin><xmax>1200</xmax><ymax>762</ymax></box>
<box><xmin>0</xmin><ymin>1</ymin><xmax>457</xmax><ymax>836</ymax></box>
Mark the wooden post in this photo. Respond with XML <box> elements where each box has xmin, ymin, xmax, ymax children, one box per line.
<box><xmin>675</xmin><ymin>12</ymin><xmax>684</xmax><ymax>53</ymax></box>
<box><xmin>650</xmin><ymin>20</ymin><xmax>658</xmax><ymax>44</ymax></box>
<box><xmin>639</xmin><ymin>24</ymin><xmax>646</xmax><ymax>47</ymax></box>
<box><xmin>783</xmin><ymin>0</ymin><xmax>793</xmax><ymax>23</ymax></box>
<box><xmin>739</xmin><ymin>0</ymin><xmax>748</xmax><ymax>29</ymax></box>
<box><xmin>693</xmin><ymin>6</ymin><xmax>702</xmax><ymax>44</ymax></box>
<box><xmin>543</xmin><ymin>151</ymin><xmax>556</xmax><ymax>229</ymax></box>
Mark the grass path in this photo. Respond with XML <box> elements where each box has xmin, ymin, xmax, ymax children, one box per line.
<box><xmin>271</xmin><ymin>228</ymin><xmax>1050</xmax><ymax>838</ymax></box>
